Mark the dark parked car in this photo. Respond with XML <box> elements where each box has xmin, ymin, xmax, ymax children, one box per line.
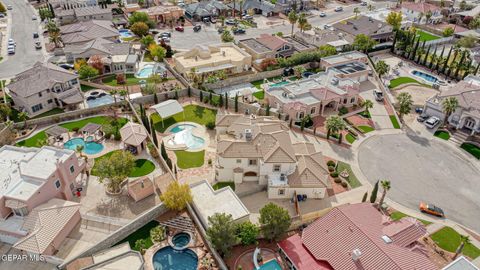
<box><xmin>417</xmin><ymin>114</ymin><xmax>429</xmax><ymax>122</ymax></box>
<box><xmin>160</xmin><ymin>32</ymin><xmax>171</xmax><ymax>37</ymax></box>
<box><xmin>175</xmin><ymin>26</ymin><xmax>184</xmax><ymax>32</ymax></box>
<box><xmin>193</xmin><ymin>25</ymin><xmax>202</xmax><ymax>32</ymax></box>
<box><xmin>33</xmin><ymin>32</ymin><xmax>39</xmax><ymax>39</ymax></box>
<box><xmin>58</xmin><ymin>63</ymin><xmax>74</xmax><ymax>70</ymax></box>
<box><xmin>233</xmin><ymin>28</ymin><xmax>246</xmax><ymax>35</ymax></box>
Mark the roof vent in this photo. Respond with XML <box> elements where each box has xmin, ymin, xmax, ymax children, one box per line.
<box><xmin>245</xmin><ymin>129</ymin><xmax>253</xmax><ymax>141</ymax></box>
<box><xmin>352</xmin><ymin>249</ymin><xmax>362</xmax><ymax>261</ymax></box>
<box><xmin>382</xmin><ymin>235</ymin><xmax>393</xmax><ymax>244</ymax></box>
<box><xmin>331</xmin><ymin>77</ymin><xmax>339</xmax><ymax>85</ymax></box>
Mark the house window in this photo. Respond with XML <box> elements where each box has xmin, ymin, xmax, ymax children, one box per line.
<box><xmin>343</xmin><ymin>98</ymin><xmax>347</xmax><ymax>104</ymax></box>
<box><xmin>311</xmin><ymin>107</ymin><xmax>316</xmax><ymax>114</ymax></box>
<box><xmin>70</xmin><ymin>165</ymin><xmax>75</xmax><ymax>174</ymax></box>
<box><xmin>273</xmin><ymin>165</ymin><xmax>281</xmax><ymax>172</ymax></box>
<box><xmin>248</xmin><ymin>159</ymin><xmax>257</xmax><ymax>166</ymax></box>
<box><xmin>278</xmin><ymin>189</ymin><xmax>285</xmax><ymax>195</ymax></box>
<box><xmin>351</xmin><ymin>97</ymin><xmax>355</xmax><ymax>103</ymax></box>
<box><xmin>236</xmin><ymin>159</ymin><xmax>241</xmax><ymax>164</ymax></box>
<box><xmin>31</xmin><ymin>103</ymin><xmax>43</xmax><ymax>113</ymax></box>
<box><xmin>298</xmin><ymin>112</ymin><xmax>304</xmax><ymax>119</ymax></box>
<box><xmin>55</xmin><ymin>180</ymin><xmax>61</xmax><ymax>189</ymax></box>
<box><xmin>48</xmin><ymin>99</ymin><xmax>53</xmax><ymax>104</ymax></box>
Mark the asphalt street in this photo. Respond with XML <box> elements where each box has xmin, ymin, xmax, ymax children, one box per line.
<box><xmin>358</xmin><ymin>133</ymin><xmax>480</xmax><ymax>233</ymax></box>
<box><xmin>170</xmin><ymin>1</ymin><xmax>391</xmax><ymax>50</ymax></box>
<box><xmin>0</xmin><ymin>0</ymin><xmax>44</xmax><ymax>78</ymax></box>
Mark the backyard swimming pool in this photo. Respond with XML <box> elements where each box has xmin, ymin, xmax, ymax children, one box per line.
<box><xmin>152</xmin><ymin>247</ymin><xmax>198</xmax><ymax>270</ymax></box>
<box><xmin>411</xmin><ymin>70</ymin><xmax>439</xmax><ymax>83</ymax></box>
<box><xmin>63</xmin><ymin>137</ymin><xmax>104</xmax><ymax>155</ymax></box>
<box><xmin>258</xmin><ymin>260</ymin><xmax>282</xmax><ymax>270</ymax></box>
<box><xmin>119</xmin><ymin>29</ymin><xmax>134</xmax><ymax>38</ymax></box>
<box><xmin>86</xmin><ymin>93</ymin><xmax>114</xmax><ymax>108</ymax></box>
<box><xmin>172</xmin><ymin>232</ymin><xmax>191</xmax><ymax>249</ymax></box>
<box><xmin>135</xmin><ymin>64</ymin><xmax>155</xmax><ymax>78</ymax></box>
<box><xmin>167</xmin><ymin>124</ymin><xmax>205</xmax><ymax>150</ymax></box>
<box><xmin>270</xmin><ymin>81</ymin><xmax>290</xmax><ymax>87</ymax></box>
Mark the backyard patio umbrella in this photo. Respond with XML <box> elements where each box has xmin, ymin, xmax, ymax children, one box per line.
<box><xmin>151</xmin><ymin>100</ymin><xmax>185</xmax><ymax>128</ymax></box>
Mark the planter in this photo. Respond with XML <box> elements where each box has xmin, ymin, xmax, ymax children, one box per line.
<box><xmin>105</xmin><ymin>187</ymin><xmax>123</xmax><ymax>196</ymax></box>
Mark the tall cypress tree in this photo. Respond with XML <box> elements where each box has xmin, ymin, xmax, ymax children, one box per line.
<box><xmin>409</xmin><ymin>37</ymin><xmax>420</xmax><ymax>61</ymax></box>
<box><xmin>153</xmin><ymin>93</ymin><xmax>158</xmax><ymax>104</ymax></box>
<box><xmin>435</xmin><ymin>46</ymin><xmax>446</xmax><ymax>72</ymax></box>
<box><xmin>370</xmin><ymin>180</ymin><xmax>379</xmax><ymax>203</ymax></box>
<box><xmin>187</xmin><ymin>86</ymin><xmax>191</xmax><ymax>97</ymax></box>
<box><xmin>219</xmin><ymin>93</ymin><xmax>223</xmax><ymax>108</ymax></box>
<box><xmin>475</xmin><ymin>63</ymin><xmax>480</xmax><ymax>76</ymax></box>
<box><xmin>224</xmin><ymin>92</ymin><xmax>228</xmax><ymax>109</ymax></box>
<box><xmin>199</xmin><ymin>90</ymin><xmax>203</xmax><ymax>103</ymax></box>
<box><xmin>441</xmin><ymin>46</ymin><xmax>454</xmax><ymax>75</ymax></box>
<box><xmin>428</xmin><ymin>46</ymin><xmax>437</xmax><ymax>69</ymax></box>
<box><xmin>150</xmin><ymin>117</ymin><xmax>158</xmax><ymax>146</ymax></box>
<box><xmin>391</xmin><ymin>31</ymin><xmax>398</xmax><ymax>54</ymax></box>
<box><xmin>234</xmin><ymin>93</ymin><xmax>239</xmax><ymax>113</ymax></box>
<box><xmin>453</xmin><ymin>51</ymin><xmax>467</xmax><ymax>79</ymax></box>
<box><xmin>423</xmin><ymin>45</ymin><xmax>432</xmax><ymax>66</ymax></box>
<box><xmin>463</xmin><ymin>60</ymin><xmax>473</xmax><ymax>79</ymax></box>
<box><xmin>209</xmin><ymin>91</ymin><xmax>213</xmax><ymax>105</ymax></box>
<box><xmin>401</xmin><ymin>31</ymin><xmax>411</xmax><ymax>58</ymax></box>
<box><xmin>416</xmin><ymin>41</ymin><xmax>426</xmax><ymax>63</ymax></box>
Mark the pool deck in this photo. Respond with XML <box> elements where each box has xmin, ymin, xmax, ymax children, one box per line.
<box><xmin>162</xmin><ymin>121</ymin><xmax>210</xmax><ymax>152</ymax></box>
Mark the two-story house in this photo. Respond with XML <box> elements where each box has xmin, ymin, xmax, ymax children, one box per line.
<box><xmin>7</xmin><ymin>62</ymin><xmax>84</xmax><ymax>117</ymax></box>
<box><xmin>401</xmin><ymin>2</ymin><xmax>443</xmax><ymax>24</ymax></box>
<box><xmin>215</xmin><ymin>115</ymin><xmax>332</xmax><ymax>200</ymax></box>
<box><xmin>0</xmin><ymin>145</ymin><xmax>85</xmax><ymax>255</ymax></box>
<box><xmin>333</xmin><ymin>15</ymin><xmax>393</xmax><ymax>43</ymax></box>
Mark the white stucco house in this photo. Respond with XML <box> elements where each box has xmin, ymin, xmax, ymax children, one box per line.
<box><xmin>401</xmin><ymin>2</ymin><xmax>443</xmax><ymax>24</ymax></box>
<box><xmin>423</xmin><ymin>75</ymin><xmax>480</xmax><ymax>135</ymax></box>
<box><xmin>215</xmin><ymin>114</ymin><xmax>332</xmax><ymax>200</ymax></box>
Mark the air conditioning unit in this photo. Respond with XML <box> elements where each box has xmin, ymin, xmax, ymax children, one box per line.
<box><xmin>245</xmin><ymin>129</ymin><xmax>252</xmax><ymax>141</ymax></box>
<box><xmin>352</xmin><ymin>249</ymin><xmax>362</xmax><ymax>261</ymax></box>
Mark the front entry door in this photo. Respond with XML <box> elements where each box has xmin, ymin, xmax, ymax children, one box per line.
<box><xmin>465</xmin><ymin>119</ymin><xmax>476</xmax><ymax>130</ymax></box>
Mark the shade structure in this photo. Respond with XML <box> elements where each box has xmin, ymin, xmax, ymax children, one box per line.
<box><xmin>79</xmin><ymin>123</ymin><xmax>102</xmax><ymax>134</ymax></box>
<box><xmin>120</xmin><ymin>122</ymin><xmax>148</xmax><ymax>146</ymax></box>
<box><xmin>45</xmin><ymin>125</ymin><xmax>69</xmax><ymax>137</ymax></box>
<box><xmin>150</xmin><ymin>100</ymin><xmax>184</xmax><ymax>128</ymax></box>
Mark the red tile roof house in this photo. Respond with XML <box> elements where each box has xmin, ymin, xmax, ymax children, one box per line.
<box><xmin>278</xmin><ymin>203</ymin><xmax>438</xmax><ymax>270</ymax></box>
<box><xmin>401</xmin><ymin>2</ymin><xmax>443</xmax><ymax>24</ymax></box>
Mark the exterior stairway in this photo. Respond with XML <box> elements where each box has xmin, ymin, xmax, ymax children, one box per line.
<box><xmin>450</xmin><ymin>130</ymin><xmax>470</xmax><ymax>146</ymax></box>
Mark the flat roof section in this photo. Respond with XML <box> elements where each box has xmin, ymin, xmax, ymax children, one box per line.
<box><xmin>332</xmin><ymin>62</ymin><xmax>367</xmax><ymax>75</ymax></box>
<box><xmin>239</xmin><ymin>38</ymin><xmax>271</xmax><ymax>53</ymax></box>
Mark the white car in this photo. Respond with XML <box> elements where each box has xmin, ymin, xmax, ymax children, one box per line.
<box><xmin>424</xmin><ymin>116</ymin><xmax>440</xmax><ymax>129</ymax></box>
<box><xmin>32</xmin><ymin>15</ymin><xmax>37</xmax><ymax>20</ymax></box>
<box><xmin>8</xmin><ymin>38</ymin><xmax>15</xmax><ymax>46</ymax></box>
<box><xmin>319</xmin><ymin>12</ymin><xmax>326</xmax><ymax>17</ymax></box>
<box><xmin>7</xmin><ymin>5</ymin><xmax>12</xmax><ymax>10</ymax></box>
<box><xmin>335</xmin><ymin>6</ymin><xmax>343</xmax><ymax>12</ymax></box>
<box><xmin>7</xmin><ymin>45</ymin><xmax>15</xmax><ymax>54</ymax></box>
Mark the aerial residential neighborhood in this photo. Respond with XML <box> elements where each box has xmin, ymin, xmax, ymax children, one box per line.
<box><xmin>0</xmin><ymin>0</ymin><xmax>479</xmax><ymax>268</ymax></box>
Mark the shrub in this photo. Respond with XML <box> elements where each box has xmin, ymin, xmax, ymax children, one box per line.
<box><xmin>330</xmin><ymin>172</ymin><xmax>339</xmax><ymax>178</ymax></box>
<box><xmin>206</xmin><ymin>121</ymin><xmax>215</xmax><ymax>130</ymax></box>
<box><xmin>259</xmin><ymin>58</ymin><xmax>279</xmax><ymax>71</ymax></box>
<box><xmin>326</xmin><ymin>160</ymin><xmax>336</xmax><ymax>167</ymax></box>
<box><xmin>328</xmin><ymin>166</ymin><xmax>335</xmax><ymax>172</ymax></box>
<box><xmin>338</xmin><ymin>106</ymin><xmax>348</xmax><ymax>115</ymax></box>
<box><xmin>72</xmin><ymin>127</ymin><xmax>80</xmax><ymax>133</ymax></box>
<box><xmin>150</xmin><ymin>225</ymin><xmax>166</xmax><ymax>243</ymax></box>
<box><xmin>334</xmin><ymin>178</ymin><xmax>342</xmax><ymax>183</ymax></box>
<box><xmin>114</xmin><ymin>131</ymin><xmax>121</xmax><ymax>141</ymax></box>
<box><xmin>208</xmin><ymin>158</ymin><xmax>212</xmax><ymax>165</ymax></box>
<box><xmin>341</xmin><ymin>181</ymin><xmax>348</xmax><ymax>188</ymax></box>
<box><xmin>116</xmin><ymin>73</ymin><xmax>126</xmax><ymax>84</ymax></box>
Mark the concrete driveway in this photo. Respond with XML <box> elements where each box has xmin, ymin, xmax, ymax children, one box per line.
<box><xmin>359</xmin><ymin>90</ymin><xmax>393</xmax><ymax>129</ymax></box>
<box><xmin>358</xmin><ymin>133</ymin><xmax>480</xmax><ymax>233</ymax></box>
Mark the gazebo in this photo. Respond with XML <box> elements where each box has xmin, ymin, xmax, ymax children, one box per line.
<box><xmin>150</xmin><ymin>100</ymin><xmax>184</xmax><ymax>128</ymax></box>
<box><xmin>120</xmin><ymin>122</ymin><xmax>148</xmax><ymax>155</ymax></box>
<box><xmin>45</xmin><ymin>125</ymin><xmax>69</xmax><ymax>146</ymax></box>
<box><xmin>79</xmin><ymin>123</ymin><xmax>103</xmax><ymax>141</ymax></box>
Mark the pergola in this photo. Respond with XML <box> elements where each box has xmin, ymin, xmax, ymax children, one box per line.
<box><xmin>79</xmin><ymin>123</ymin><xmax>103</xmax><ymax>140</ymax></box>
<box><xmin>45</xmin><ymin>125</ymin><xmax>69</xmax><ymax>145</ymax></box>
<box><xmin>150</xmin><ymin>100</ymin><xmax>184</xmax><ymax>128</ymax></box>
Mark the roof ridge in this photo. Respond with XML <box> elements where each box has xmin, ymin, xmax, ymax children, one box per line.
<box><xmin>337</xmin><ymin>205</ymin><xmax>404</xmax><ymax>269</ymax></box>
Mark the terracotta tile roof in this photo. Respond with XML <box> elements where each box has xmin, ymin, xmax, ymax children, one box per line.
<box><xmin>402</xmin><ymin>2</ymin><xmax>441</xmax><ymax>13</ymax></box>
<box><xmin>278</xmin><ymin>234</ymin><xmax>334</xmax><ymax>270</ymax></box>
<box><xmin>256</xmin><ymin>34</ymin><xmax>288</xmax><ymax>51</ymax></box>
<box><xmin>382</xmin><ymin>217</ymin><xmax>427</xmax><ymax>248</ymax></box>
<box><xmin>292</xmin><ymin>203</ymin><xmax>437</xmax><ymax>270</ymax></box>
<box><xmin>13</xmin><ymin>199</ymin><xmax>80</xmax><ymax>254</ymax></box>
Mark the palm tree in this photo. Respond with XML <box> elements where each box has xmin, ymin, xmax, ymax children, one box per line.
<box><xmin>441</xmin><ymin>97</ymin><xmax>458</xmax><ymax>127</ymax></box>
<box><xmin>288</xmin><ymin>10</ymin><xmax>298</xmax><ymax>36</ymax></box>
<box><xmin>453</xmin><ymin>235</ymin><xmax>471</xmax><ymax>260</ymax></box>
<box><xmin>367</xmin><ymin>4</ymin><xmax>375</xmax><ymax>11</ymax></box>
<box><xmin>18</xmin><ymin>111</ymin><xmax>28</xmax><ymax>129</ymax></box>
<box><xmin>325</xmin><ymin>115</ymin><xmax>346</xmax><ymax>143</ymax></box>
<box><xmin>378</xmin><ymin>180</ymin><xmax>391</xmax><ymax>207</ymax></box>
<box><xmin>353</xmin><ymin>7</ymin><xmax>360</xmax><ymax>18</ymax></box>
<box><xmin>49</xmin><ymin>31</ymin><xmax>62</xmax><ymax>48</ymax></box>
<box><xmin>375</xmin><ymin>60</ymin><xmax>390</xmax><ymax>80</ymax></box>
<box><xmin>76</xmin><ymin>145</ymin><xmax>84</xmax><ymax>159</ymax></box>
<box><xmin>297</xmin><ymin>13</ymin><xmax>311</xmax><ymax>32</ymax></box>
<box><xmin>363</xmin><ymin>99</ymin><xmax>373</xmax><ymax>115</ymax></box>
<box><xmin>397</xmin><ymin>92</ymin><xmax>413</xmax><ymax>120</ymax></box>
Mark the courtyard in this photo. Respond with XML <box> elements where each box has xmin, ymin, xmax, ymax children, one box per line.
<box><xmin>358</xmin><ymin>133</ymin><xmax>480</xmax><ymax>233</ymax></box>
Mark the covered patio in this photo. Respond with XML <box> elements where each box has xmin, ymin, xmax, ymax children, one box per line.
<box><xmin>120</xmin><ymin>122</ymin><xmax>148</xmax><ymax>155</ymax></box>
<box><xmin>79</xmin><ymin>123</ymin><xmax>103</xmax><ymax>141</ymax></box>
<box><xmin>45</xmin><ymin>125</ymin><xmax>70</xmax><ymax>146</ymax></box>
<box><xmin>150</xmin><ymin>100</ymin><xmax>185</xmax><ymax>129</ymax></box>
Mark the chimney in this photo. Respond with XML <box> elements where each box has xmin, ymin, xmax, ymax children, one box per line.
<box><xmin>245</xmin><ymin>129</ymin><xmax>252</xmax><ymax>141</ymax></box>
<box><xmin>352</xmin><ymin>249</ymin><xmax>362</xmax><ymax>261</ymax></box>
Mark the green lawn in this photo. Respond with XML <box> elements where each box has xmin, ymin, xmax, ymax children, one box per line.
<box><xmin>434</xmin><ymin>130</ymin><xmax>450</xmax><ymax>140</ymax></box>
<box><xmin>336</xmin><ymin>161</ymin><xmax>361</xmax><ymax>188</ymax></box>
<box><xmin>31</xmin><ymin>108</ymin><xmax>65</xmax><ymax>119</ymax></box>
<box><xmin>103</xmin><ymin>74</ymin><xmax>150</xmax><ymax>86</ymax></box>
<box><xmin>212</xmin><ymin>181</ymin><xmax>235</xmax><ymax>191</ymax></box>
<box><xmin>461</xmin><ymin>143</ymin><xmax>480</xmax><ymax>159</ymax></box>
<box><xmin>91</xmin><ymin>151</ymin><xmax>156</xmax><ymax>177</ymax></box>
<box><xmin>346</xmin><ymin>133</ymin><xmax>356</xmax><ymax>144</ymax></box>
<box><xmin>251</xmin><ymin>79</ymin><xmax>263</xmax><ymax>89</ymax></box>
<box><xmin>417</xmin><ymin>30</ymin><xmax>441</xmax><ymax>42</ymax></box>
<box><xmin>390</xmin><ymin>211</ymin><xmax>432</xmax><ymax>226</ymax></box>
<box><xmin>389</xmin><ymin>77</ymin><xmax>424</xmax><ymax>88</ymax></box>
<box><xmin>151</xmin><ymin>104</ymin><xmax>217</xmax><ymax>133</ymax></box>
<box><xmin>174</xmin><ymin>150</ymin><xmax>205</xmax><ymax>169</ymax></box>
<box><xmin>130</xmin><ymin>159</ymin><xmax>156</xmax><ymax>177</ymax></box>
<box><xmin>390</xmin><ymin>115</ymin><xmax>401</xmax><ymax>129</ymax></box>
<box><xmin>357</xmin><ymin>125</ymin><xmax>374</xmax><ymax>133</ymax></box>
<box><xmin>431</xmin><ymin>226</ymin><xmax>480</xmax><ymax>259</ymax></box>
<box><xmin>358</xmin><ymin>111</ymin><xmax>371</xmax><ymax>119</ymax></box>
<box><xmin>117</xmin><ymin>220</ymin><xmax>159</xmax><ymax>251</ymax></box>
<box><xmin>253</xmin><ymin>90</ymin><xmax>265</xmax><ymax>100</ymax></box>
<box><xmin>16</xmin><ymin>116</ymin><xmax>128</xmax><ymax>147</ymax></box>
<box><xmin>80</xmin><ymin>84</ymin><xmax>98</xmax><ymax>92</ymax></box>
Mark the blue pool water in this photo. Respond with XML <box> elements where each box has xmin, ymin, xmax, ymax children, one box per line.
<box><xmin>64</xmin><ymin>137</ymin><xmax>104</xmax><ymax>155</ymax></box>
<box><xmin>136</xmin><ymin>65</ymin><xmax>155</xmax><ymax>78</ymax></box>
<box><xmin>119</xmin><ymin>29</ymin><xmax>134</xmax><ymax>38</ymax></box>
<box><xmin>257</xmin><ymin>260</ymin><xmax>282</xmax><ymax>270</ymax></box>
<box><xmin>270</xmin><ymin>81</ymin><xmax>290</xmax><ymax>87</ymax></box>
<box><xmin>152</xmin><ymin>247</ymin><xmax>198</xmax><ymax>270</ymax></box>
<box><xmin>168</xmin><ymin>124</ymin><xmax>205</xmax><ymax>149</ymax></box>
<box><xmin>86</xmin><ymin>94</ymin><xmax>114</xmax><ymax>108</ymax></box>
<box><xmin>411</xmin><ymin>70</ymin><xmax>439</xmax><ymax>83</ymax></box>
<box><xmin>172</xmin><ymin>232</ymin><xmax>191</xmax><ymax>248</ymax></box>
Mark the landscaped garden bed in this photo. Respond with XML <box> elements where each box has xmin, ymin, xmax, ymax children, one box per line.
<box><xmin>389</xmin><ymin>77</ymin><xmax>426</xmax><ymax>89</ymax></box>
<box><xmin>345</xmin><ymin>133</ymin><xmax>356</xmax><ymax>144</ymax></box>
<box><xmin>151</xmin><ymin>104</ymin><xmax>217</xmax><ymax>133</ymax></box>
<box><xmin>117</xmin><ymin>220</ymin><xmax>160</xmax><ymax>251</ymax></box>
<box><xmin>460</xmin><ymin>143</ymin><xmax>480</xmax><ymax>159</ymax></box>
<box><xmin>390</xmin><ymin>115</ymin><xmax>401</xmax><ymax>129</ymax></box>
<box><xmin>336</xmin><ymin>161</ymin><xmax>361</xmax><ymax>189</ymax></box>
<box><xmin>430</xmin><ymin>226</ymin><xmax>480</xmax><ymax>259</ymax></box>
<box><xmin>357</xmin><ymin>125</ymin><xmax>374</xmax><ymax>134</ymax></box>
<box><xmin>91</xmin><ymin>150</ymin><xmax>157</xmax><ymax>177</ymax></box>
<box><xmin>434</xmin><ymin>130</ymin><xmax>450</xmax><ymax>140</ymax></box>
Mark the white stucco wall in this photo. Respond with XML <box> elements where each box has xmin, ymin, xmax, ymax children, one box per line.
<box><xmin>268</xmin><ymin>187</ymin><xmax>327</xmax><ymax>199</ymax></box>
